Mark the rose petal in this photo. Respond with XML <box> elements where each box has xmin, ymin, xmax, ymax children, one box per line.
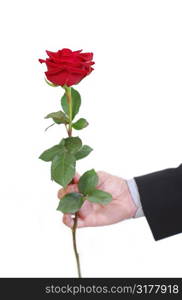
<box><xmin>40</xmin><ymin>48</ymin><xmax>94</xmax><ymax>86</ymax></box>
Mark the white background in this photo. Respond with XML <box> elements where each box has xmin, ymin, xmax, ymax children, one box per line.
<box><xmin>0</xmin><ymin>0</ymin><xmax>182</xmax><ymax>277</ymax></box>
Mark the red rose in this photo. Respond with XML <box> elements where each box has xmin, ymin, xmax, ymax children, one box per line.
<box><xmin>39</xmin><ymin>48</ymin><xmax>95</xmax><ymax>87</ymax></box>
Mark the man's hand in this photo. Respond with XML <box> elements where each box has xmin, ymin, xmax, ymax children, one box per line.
<box><xmin>58</xmin><ymin>171</ymin><xmax>137</xmax><ymax>228</ymax></box>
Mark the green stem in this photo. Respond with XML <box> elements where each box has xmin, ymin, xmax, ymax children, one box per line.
<box><xmin>72</xmin><ymin>213</ymin><xmax>82</xmax><ymax>278</ymax></box>
<box><xmin>64</xmin><ymin>85</ymin><xmax>82</xmax><ymax>278</ymax></box>
<box><xmin>64</xmin><ymin>86</ymin><xmax>72</xmax><ymax>137</ymax></box>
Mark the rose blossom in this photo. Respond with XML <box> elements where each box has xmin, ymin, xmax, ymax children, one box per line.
<box><xmin>39</xmin><ymin>48</ymin><xmax>95</xmax><ymax>87</ymax></box>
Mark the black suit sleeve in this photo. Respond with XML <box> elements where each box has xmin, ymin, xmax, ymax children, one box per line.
<box><xmin>134</xmin><ymin>164</ymin><xmax>182</xmax><ymax>240</ymax></box>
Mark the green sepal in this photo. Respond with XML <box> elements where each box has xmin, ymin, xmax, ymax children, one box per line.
<box><xmin>45</xmin><ymin>78</ymin><xmax>59</xmax><ymax>87</ymax></box>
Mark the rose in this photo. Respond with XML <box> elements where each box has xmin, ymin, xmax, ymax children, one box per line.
<box><xmin>39</xmin><ymin>48</ymin><xmax>95</xmax><ymax>87</ymax></box>
<box><xmin>39</xmin><ymin>48</ymin><xmax>112</xmax><ymax>277</ymax></box>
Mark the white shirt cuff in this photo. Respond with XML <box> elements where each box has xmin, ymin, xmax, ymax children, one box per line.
<box><xmin>127</xmin><ymin>178</ymin><xmax>144</xmax><ymax>218</ymax></box>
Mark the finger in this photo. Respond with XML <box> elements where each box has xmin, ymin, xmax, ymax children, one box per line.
<box><xmin>63</xmin><ymin>214</ymin><xmax>86</xmax><ymax>228</ymax></box>
<box><xmin>57</xmin><ymin>188</ymin><xmax>65</xmax><ymax>199</ymax></box>
<box><xmin>57</xmin><ymin>184</ymin><xmax>79</xmax><ymax>199</ymax></box>
<box><xmin>65</xmin><ymin>184</ymin><xmax>79</xmax><ymax>193</ymax></box>
<box><xmin>62</xmin><ymin>214</ymin><xmax>74</xmax><ymax>228</ymax></box>
<box><xmin>78</xmin><ymin>200</ymin><xmax>93</xmax><ymax>218</ymax></box>
<box><xmin>72</xmin><ymin>172</ymin><xmax>80</xmax><ymax>183</ymax></box>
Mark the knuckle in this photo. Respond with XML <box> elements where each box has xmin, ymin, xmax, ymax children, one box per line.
<box><xmin>57</xmin><ymin>188</ymin><xmax>65</xmax><ymax>198</ymax></box>
<box><xmin>62</xmin><ymin>215</ymin><xmax>66</xmax><ymax>224</ymax></box>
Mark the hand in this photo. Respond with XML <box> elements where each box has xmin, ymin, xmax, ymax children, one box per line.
<box><xmin>58</xmin><ymin>171</ymin><xmax>137</xmax><ymax>228</ymax></box>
